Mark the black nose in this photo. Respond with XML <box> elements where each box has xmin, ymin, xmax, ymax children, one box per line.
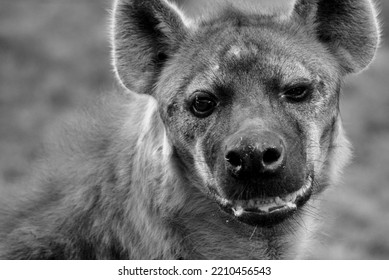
<box><xmin>225</xmin><ymin>131</ymin><xmax>285</xmax><ymax>180</ymax></box>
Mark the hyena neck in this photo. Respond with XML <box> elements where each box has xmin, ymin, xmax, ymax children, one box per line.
<box><xmin>127</xmin><ymin>95</ymin><xmax>309</xmax><ymax>259</ymax></box>
<box><xmin>170</xmin><ymin>196</ymin><xmax>310</xmax><ymax>259</ymax></box>
<box><xmin>107</xmin><ymin>95</ymin><xmax>180</xmax><ymax>259</ymax></box>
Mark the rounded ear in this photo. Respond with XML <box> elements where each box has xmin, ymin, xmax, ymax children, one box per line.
<box><xmin>293</xmin><ymin>0</ymin><xmax>380</xmax><ymax>74</ymax></box>
<box><xmin>112</xmin><ymin>0</ymin><xmax>195</xmax><ymax>94</ymax></box>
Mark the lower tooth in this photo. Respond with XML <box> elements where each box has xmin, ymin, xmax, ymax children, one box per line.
<box><xmin>275</xmin><ymin>197</ymin><xmax>284</xmax><ymax>206</ymax></box>
<box><xmin>233</xmin><ymin>206</ymin><xmax>245</xmax><ymax>217</ymax></box>
<box><xmin>286</xmin><ymin>202</ymin><xmax>297</xmax><ymax>209</ymax></box>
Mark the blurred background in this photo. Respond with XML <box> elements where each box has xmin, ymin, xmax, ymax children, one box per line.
<box><xmin>0</xmin><ymin>0</ymin><xmax>388</xmax><ymax>259</ymax></box>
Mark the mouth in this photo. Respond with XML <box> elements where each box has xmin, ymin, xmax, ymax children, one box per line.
<box><xmin>214</xmin><ymin>176</ymin><xmax>313</xmax><ymax>227</ymax></box>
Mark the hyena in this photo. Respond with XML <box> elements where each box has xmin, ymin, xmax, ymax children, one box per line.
<box><xmin>0</xmin><ymin>0</ymin><xmax>379</xmax><ymax>259</ymax></box>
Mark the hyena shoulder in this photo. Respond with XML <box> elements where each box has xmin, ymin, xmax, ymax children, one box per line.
<box><xmin>0</xmin><ymin>93</ymin><xmax>180</xmax><ymax>259</ymax></box>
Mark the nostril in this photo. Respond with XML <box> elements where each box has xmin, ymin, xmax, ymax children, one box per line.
<box><xmin>262</xmin><ymin>148</ymin><xmax>282</xmax><ymax>166</ymax></box>
<box><xmin>225</xmin><ymin>151</ymin><xmax>242</xmax><ymax>168</ymax></box>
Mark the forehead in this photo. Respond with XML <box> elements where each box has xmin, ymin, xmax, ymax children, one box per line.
<box><xmin>224</xmin><ymin>42</ymin><xmax>311</xmax><ymax>83</ymax></box>
<box><xmin>180</xmin><ymin>16</ymin><xmax>336</xmax><ymax>90</ymax></box>
<box><xmin>204</xmin><ymin>27</ymin><xmax>313</xmax><ymax>85</ymax></box>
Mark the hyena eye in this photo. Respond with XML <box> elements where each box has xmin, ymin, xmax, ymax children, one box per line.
<box><xmin>282</xmin><ymin>84</ymin><xmax>312</xmax><ymax>102</ymax></box>
<box><xmin>190</xmin><ymin>92</ymin><xmax>218</xmax><ymax>118</ymax></box>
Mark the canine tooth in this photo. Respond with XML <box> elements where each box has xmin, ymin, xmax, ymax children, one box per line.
<box><xmin>286</xmin><ymin>202</ymin><xmax>297</xmax><ymax>209</ymax></box>
<box><xmin>232</xmin><ymin>206</ymin><xmax>245</xmax><ymax>217</ymax></box>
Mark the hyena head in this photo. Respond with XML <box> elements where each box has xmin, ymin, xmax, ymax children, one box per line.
<box><xmin>113</xmin><ymin>0</ymin><xmax>379</xmax><ymax>227</ymax></box>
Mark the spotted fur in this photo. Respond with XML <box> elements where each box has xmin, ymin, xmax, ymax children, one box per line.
<box><xmin>0</xmin><ymin>0</ymin><xmax>379</xmax><ymax>259</ymax></box>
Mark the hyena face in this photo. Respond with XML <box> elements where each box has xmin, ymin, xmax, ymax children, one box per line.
<box><xmin>157</xmin><ymin>22</ymin><xmax>340</xmax><ymax>227</ymax></box>
<box><xmin>113</xmin><ymin>0</ymin><xmax>379</xmax><ymax>227</ymax></box>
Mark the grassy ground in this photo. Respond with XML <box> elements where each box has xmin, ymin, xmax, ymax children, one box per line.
<box><xmin>0</xmin><ymin>0</ymin><xmax>388</xmax><ymax>259</ymax></box>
